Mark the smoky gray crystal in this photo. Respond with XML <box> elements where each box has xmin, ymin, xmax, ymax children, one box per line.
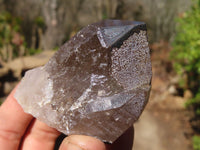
<box><xmin>15</xmin><ymin>20</ymin><xmax>152</xmax><ymax>143</ymax></box>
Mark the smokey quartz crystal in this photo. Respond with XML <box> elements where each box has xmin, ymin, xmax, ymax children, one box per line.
<box><xmin>15</xmin><ymin>20</ymin><xmax>152</xmax><ymax>143</ymax></box>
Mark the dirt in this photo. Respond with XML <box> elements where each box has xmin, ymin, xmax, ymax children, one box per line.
<box><xmin>133</xmin><ymin>101</ymin><xmax>193</xmax><ymax>150</ymax></box>
<box><xmin>133</xmin><ymin>43</ymin><xmax>194</xmax><ymax>150</ymax></box>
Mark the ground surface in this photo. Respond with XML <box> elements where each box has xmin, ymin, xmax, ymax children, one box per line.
<box><xmin>133</xmin><ymin>44</ymin><xmax>193</xmax><ymax>150</ymax></box>
<box><xmin>133</xmin><ymin>101</ymin><xmax>192</xmax><ymax>150</ymax></box>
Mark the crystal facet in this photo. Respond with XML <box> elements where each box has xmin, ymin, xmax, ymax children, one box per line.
<box><xmin>14</xmin><ymin>20</ymin><xmax>152</xmax><ymax>143</ymax></box>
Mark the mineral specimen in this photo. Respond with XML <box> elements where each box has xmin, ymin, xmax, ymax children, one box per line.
<box><xmin>14</xmin><ymin>20</ymin><xmax>152</xmax><ymax>143</ymax></box>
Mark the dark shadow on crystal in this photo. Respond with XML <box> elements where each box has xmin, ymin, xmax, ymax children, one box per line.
<box><xmin>54</xmin><ymin>133</ymin><xmax>67</xmax><ymax>150</ymax></box>
<box><xmin>112</xmin><ymin>24</ymin><xmax>146</xmax><ymax>48</ymax></box>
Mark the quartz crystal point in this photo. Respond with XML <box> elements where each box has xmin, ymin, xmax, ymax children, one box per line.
<box><xmin>15</xmin><ymin>20</ymin><xmax>152</xmax><ymax>143</ymax></box>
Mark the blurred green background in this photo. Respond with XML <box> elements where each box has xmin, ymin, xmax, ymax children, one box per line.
<box><xmin>0</xmin><ymin>0</ymin><xmax>199</xmax><ymax>149</ymax></box>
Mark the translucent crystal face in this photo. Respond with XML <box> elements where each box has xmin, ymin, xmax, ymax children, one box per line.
<box><xmin>15</xmin><ymin>20</ymin><xmax>152</xmax><ymax>143</ymax></box>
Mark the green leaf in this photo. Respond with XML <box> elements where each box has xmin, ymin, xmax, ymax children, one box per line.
<box><xmin>193</xmin><ymin>136</ymin><xmax>200</xmax><ymax>150</ymax></box>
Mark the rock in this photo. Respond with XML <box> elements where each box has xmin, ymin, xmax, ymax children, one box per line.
<box><xmin>0</xmin><ymin>67</ymin><xmax>9</xmax><ymax>78</ymax></box>
<box><xmin>173</xmin><ymin>96</ymin><xmax>186</xmax><ymax>109</ymax></box>
<box><xmin>184</xmin><ymin>89</ymin><xmax>193</xmax><ymax>100</ymax></box>
<box><xmin>0</xmin><ymin>51</ymin><xmax>55</xmax><ymax>79</ymax></box>
<box><xmin>8</xmin><ymin>51</ymin><xmax>55</xmax><ymax>78</ymax></box>
<box><xmin>14</xmin><ymin>20</ymin><xmax>152</xmax><ymax>143</ymax></box>
<box><xmin>168</xmin><ymin>85</ymin><xmax>177</xmax><ymax>95</ymax></box>
<box><xmin>4</xmin><ymin>82</ymin><xmax>18</xmax><ymax>95</ymax></box>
